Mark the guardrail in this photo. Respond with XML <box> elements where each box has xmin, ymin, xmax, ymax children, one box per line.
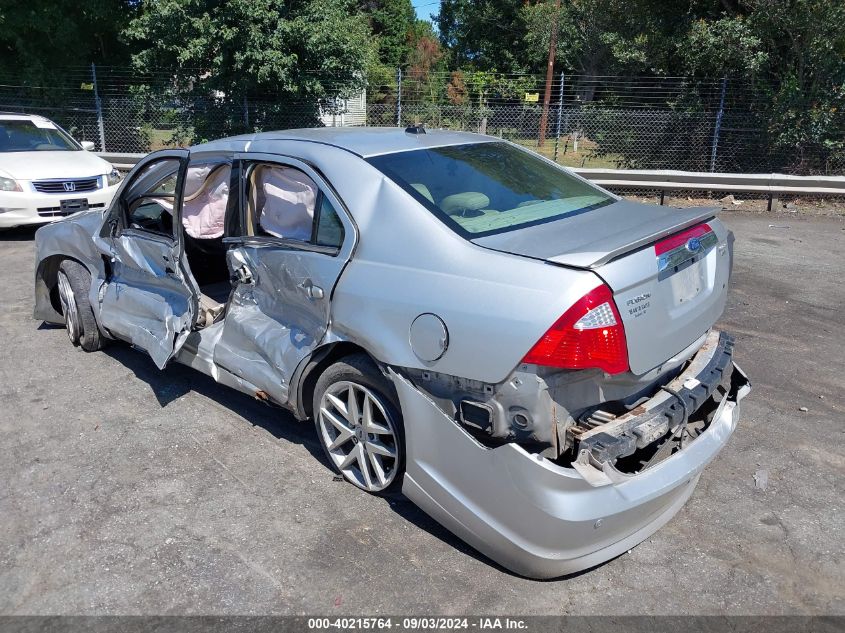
<box><xmin>99</xmin><ymin>152</ymin><xmax>845</xmax><ymax>210</ymax></box>
<box><xmin>578</xmin><ymin>168</ymin><xmax>845</xmax><ymax>208</ymax></box>
<box><xmin>99</xmin><ymin>152</ymin><xmax>146</xmax><ymax>171</ymax></box>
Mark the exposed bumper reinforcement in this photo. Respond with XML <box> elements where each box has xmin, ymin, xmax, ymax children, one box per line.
<box><xmin>571</xmin><ymin>330</ymin><xmax>738</xmax><ymax>486</ymax></box>
<box><xmin>391</xmin><ymin>355</ymin><xmax>751</xmax><ymax>579</ymax></box>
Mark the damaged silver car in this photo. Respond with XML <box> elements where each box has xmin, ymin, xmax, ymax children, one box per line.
<box><xmin>33</xmin><ymin>127</ymin><xmax>751</xmax><ymax>578</ymax></box>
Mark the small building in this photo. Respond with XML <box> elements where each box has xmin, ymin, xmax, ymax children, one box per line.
<box><xmin>319</xmin><ymin>89</ymin><xmax>366</xmax><ymax>127</ymax></box>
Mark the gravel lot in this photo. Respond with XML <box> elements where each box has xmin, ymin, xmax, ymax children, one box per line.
<box><xmin>0</xmin><ymin>211</ymin><xmax>843</xmax><ymax>615</ymax></box>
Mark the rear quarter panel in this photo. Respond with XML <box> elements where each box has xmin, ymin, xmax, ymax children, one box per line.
<box><xmin>319</xmin><ymin>165</ymin><xmax>601</xmax><ymax>385</ymax></box>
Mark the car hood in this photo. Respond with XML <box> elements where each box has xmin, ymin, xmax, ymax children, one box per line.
<box><xmin>0</xmin><ymin>150</ymin><xmax>112</xmax><ymax>180</ymax></box>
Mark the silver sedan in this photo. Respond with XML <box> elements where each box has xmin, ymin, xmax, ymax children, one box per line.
<box><xmin>33</xmin><ymin>127</ymin><xmax>751</xmax><ymax>578</ymax></box>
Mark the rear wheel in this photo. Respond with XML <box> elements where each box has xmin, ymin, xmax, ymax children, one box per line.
<box><xmin>313</xmin><ymin>355</ymin><xmax>405</xmax><ymax>494</ymax></box>
<box><xmin>57</xmin><ymin>260</ymin><xmax>105</xmax><ymax>352</ymax></box>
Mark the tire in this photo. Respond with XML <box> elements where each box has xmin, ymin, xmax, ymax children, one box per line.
<box><xmin>56</xmin><ymin>259</ymin><xmax>105</xmax><ymax>352</ymax></box>
<box><xmin>313</xmin><ymin>354</ymin><xmax>405</xmax><ymax>494</ymax></box>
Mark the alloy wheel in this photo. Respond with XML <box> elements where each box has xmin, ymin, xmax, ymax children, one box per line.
<box><xmin>317</xmin><ymin>380</ymin><xmax>400</xmax><ymax>492</ymax></box>
<box><xmin>57</xmin><ymin>270</ymin><xmax>81</xmax><ymax>345</ymax></box>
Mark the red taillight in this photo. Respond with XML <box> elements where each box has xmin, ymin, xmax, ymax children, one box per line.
<box><xmin>654</xmin><ymin>222</ymin><xmax>712</xmax><ymax>256</ymax></box>
<box><xmin>522</xmin><ymin>284</ymin><xmax>629</xmax><ymax>374</ymax></box>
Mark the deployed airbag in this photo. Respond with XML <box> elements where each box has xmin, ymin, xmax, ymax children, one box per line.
<box><xmin>254</xmin><ymin>166</ymin><xmax>317</xmax><ymax>242</ymax></box>
<box><xmin>181</xmin><ymin>164</ymin><xmax>231</xmax><ymax>239</ymax></box>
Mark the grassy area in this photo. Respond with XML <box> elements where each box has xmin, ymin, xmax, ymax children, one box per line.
<box><xmin>512</xmin><ymin>136</ymin><xmax>623</xmax><ymax>169</ymax></box>
<box><xmin>147</xmin><ymin>127</ymin><xmax>193</xmax><ymax>151</ymax></box>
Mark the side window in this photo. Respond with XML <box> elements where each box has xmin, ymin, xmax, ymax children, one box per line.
<box><xmin>122</xmin><ymin>158</ymin><xmax>180</xmax><ymax>237</ymax></box>
<box><xmin>246</xmin><ymin>163</ymin><xmax>345</xmax><ymax>250</ymax></box>
<box><xmin>315</xmin><ymin>196</ymin><xmax>345</xmax><ymax>248</ymax></box>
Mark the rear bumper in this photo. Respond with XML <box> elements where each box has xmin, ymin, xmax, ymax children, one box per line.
<box><xmin>392</xmin><ymin>344</ymin><xmax>751</xmax><ymax>579</ymax></box>
<box><xmin>0</xmin><ymin>185</ymin><xmax>118</xmax><ymax>228</ymax></box>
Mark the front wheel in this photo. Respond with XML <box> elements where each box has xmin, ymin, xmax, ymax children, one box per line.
<box><xmin>313</xmin><ymin>355</ymin><xmax>405</xmax><ymax>494</ymax></box>
<box><xmin>56</xmin><ymin>259</ymin><xmax>105</xmax><ymax>352</ymax></box>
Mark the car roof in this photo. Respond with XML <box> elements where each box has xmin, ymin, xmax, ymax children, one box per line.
<box><xmin>0</xmin><ymin>112</ymin><xmax>53</xmax><ymax>122</ymax></box>
<box><xmin>195</xmin><ymin>127</ymin><xmax>498</xmax><ymax>158</ymax></box>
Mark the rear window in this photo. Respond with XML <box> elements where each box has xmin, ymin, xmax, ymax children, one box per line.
<box><xmin>367</xmin><ymin>142</ymin><xmax>613</xmax><ymax>237</ymax></box>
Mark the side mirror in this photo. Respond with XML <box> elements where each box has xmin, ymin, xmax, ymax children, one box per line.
<box><xmin>80</xmin><ymin>141</ymin><xmax>95</xmax><ymax>151</ymax></box>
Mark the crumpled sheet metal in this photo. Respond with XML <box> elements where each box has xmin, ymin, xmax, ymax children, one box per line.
<box><xmin>98</xmin><ymin>279</ymin><xmax>193</xmax><ymax>369</ymax></box>
<box><xmin>390</xmin><ymin>364</ymin><xmax>750</xmax><ymax>579</ymax></box>
<box><xmin>33</xmin><ymin>209</ymin><xmax>107</xmax><ymax>323</ymax></box>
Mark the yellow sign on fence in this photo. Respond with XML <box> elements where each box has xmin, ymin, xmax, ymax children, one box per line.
<box><xmin>524</xmin><ymin>92</ymin><xmax>539</xmax><ymax>103</ymax></box>
<box><xmin>80</xmin><ymin>83</ymin><xmax>94</xmax><ymax>91</ymax></box>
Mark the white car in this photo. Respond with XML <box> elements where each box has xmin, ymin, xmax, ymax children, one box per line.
<box><xmin>0</xmin><ymin>113</ymin><xmax>122</xmax><ymax>229</ymax></box>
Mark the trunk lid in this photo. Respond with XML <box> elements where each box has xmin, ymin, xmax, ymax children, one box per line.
<box><xmin>472</xmin><ymin>200</ymin><xmax>732</xmax><ymax>375</ymax></box>
<box><xmin>472</xmin><ymin>199</ymin><xmax>718</xmax><ymax>268</ymax></box>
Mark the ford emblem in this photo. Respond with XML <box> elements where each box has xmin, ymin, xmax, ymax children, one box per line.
<box><xmin>686</xmin><ymin>237</ymin><xmax>702</xmax><ymax>252</ymax></box>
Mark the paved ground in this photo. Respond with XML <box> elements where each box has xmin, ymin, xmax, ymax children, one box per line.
<box><xmin>0</xmin><ymin>212</ymin><xmax>843</xmax><ymax>615</ymax></box>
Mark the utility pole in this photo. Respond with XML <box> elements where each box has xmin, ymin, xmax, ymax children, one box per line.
<box><xmin>91</xmin><ymin>63</ymin><xmax>107</xmax><ymax>152</ymax></box>
<box><xmin>553</xmin><ymin>72</ymin><xmax>565</xmax><ymax>162</ymax></box>
<box><xmin>537</xmin><ymin>0</ymin><xmax>561</xmax><ymax>148</ymax></box>
<box><xmin>396</xmin><ymin>68</ymin><xmax>403</xmax><ymax>127</ymax></box>
<box><xmin>709</xmin><ymin>76</ymin><xmax>728</xmax><ymax>173</ymax></box>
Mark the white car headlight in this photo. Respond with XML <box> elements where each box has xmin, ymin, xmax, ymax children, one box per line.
<box><xmin>0</xmin><ymin>176</ymin><xmax>21</xmax><ymax>192</ymax></box>
<box><xmin>106</xmin><ymin>168</ymin><xmax>122</xmax><ymax>187</ymax></box>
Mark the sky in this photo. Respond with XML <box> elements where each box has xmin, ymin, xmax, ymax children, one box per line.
<box><xmin>412</xmin><ymin>0</ymin><xmax>440</xmax><ymax>23</ymax></box>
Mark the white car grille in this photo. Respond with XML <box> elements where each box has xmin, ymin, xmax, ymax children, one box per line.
<box><xmin>32</xmin><ymin>177</ymin><xmax>101</xmax><ymax>194</ymax></box>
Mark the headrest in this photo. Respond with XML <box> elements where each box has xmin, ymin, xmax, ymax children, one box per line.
<box><xmin>440</xmin><ymin>192</ymin><xmax>490</xmax><ymax>215</ymax></box>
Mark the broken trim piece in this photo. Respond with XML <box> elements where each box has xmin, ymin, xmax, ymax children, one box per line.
<box><xmin>569</xmin><ymin>330</ymin><xmax>735</xmax><ymax>468</ymax></box>
<box><xmin>390</xmin><ymin>361</ymin><xmax>750</xmax><ymax>578</ymax></box>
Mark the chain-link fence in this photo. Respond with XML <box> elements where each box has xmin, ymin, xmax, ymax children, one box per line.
<box><xmin>1</xmin><ymin>66</ymin><xmax>843</xmax><ymax>176</ymax></box>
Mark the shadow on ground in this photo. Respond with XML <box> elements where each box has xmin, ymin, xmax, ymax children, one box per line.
<box><xmin>101</xmin><ymin>341</ymin><xmax>509</xmax><ymax>575</ymax></box>
<box><xmin>0</xmin><ymin>226</ymin><xmax>40</xmax><ymax>241</ymax></box>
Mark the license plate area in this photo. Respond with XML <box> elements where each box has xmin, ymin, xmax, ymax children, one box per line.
<box><xmin>668</xmin><ymin>257</ymin><xmax>706</xmax><ymax>305</ymax></box>
<box><xmin>60</xmin><ymin>198</ymin><xmax>89</xmax><ymax>214</ymax></box>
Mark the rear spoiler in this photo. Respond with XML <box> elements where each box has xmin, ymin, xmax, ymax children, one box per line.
<box><xmin>548</xmin><ymin>206</ymin><xmax>721</xmax><ymax>269</ymax></box>
<box><xmin>472</xmin><ymin>200</ymin><xmax>722</xmax><ymax>270</ymax></box>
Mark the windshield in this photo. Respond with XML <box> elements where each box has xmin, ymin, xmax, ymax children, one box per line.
<box><xmin>367</xmin><ymin>142</ymin><xmax>614</xmax><ymax>237</ymax></box>
<box><xmin>0</xmin><ymin>119</ymin><xmax>81</xmax><ymax>152</ymax></box>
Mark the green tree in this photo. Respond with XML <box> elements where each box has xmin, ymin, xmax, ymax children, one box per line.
<box><xmin>520</xmin><ymin>0</ymin><xmax>699</xmax><ymax>79</ymax></box>
<box><xmin>437</xmin><ymin>0</ymin><xmax>531</xmax><ymax>73</ymax></box>
<box><xmin>359</xmin><ymin>0</ymin><xmax>416</xmax><ymax>68</ymax></box>
<box><xmin>0</xmin><ymin>0</ymin><xmax>134</xmax><ymax>82</ymax></box>
<box><xmin>403</xmin><ymin>21</ymin><xmax>446</xmax><ymax>105</ymax></box>
<box><xmin>513</xmin><ymin>0</ymin><xmax>844</xmax><ymax>172</ymax></box>
<box><xmin>739</xmin><ymin>0</ymin><xmax>845</xmax><ymax>171</ymax></box>
<box><xmin>125</xmin><ymin>0</ymin><xmax>377</xmax><ymax>140</ymax></box>
<box><xmin>127</xmin><ymin>0</ymin><xmax>374</xmax><ymax>98</ymax></box>
<box><xmin>674</xmin><ymin>0</ymin><xmax>845</xmax><ymax>171</ymax></box>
